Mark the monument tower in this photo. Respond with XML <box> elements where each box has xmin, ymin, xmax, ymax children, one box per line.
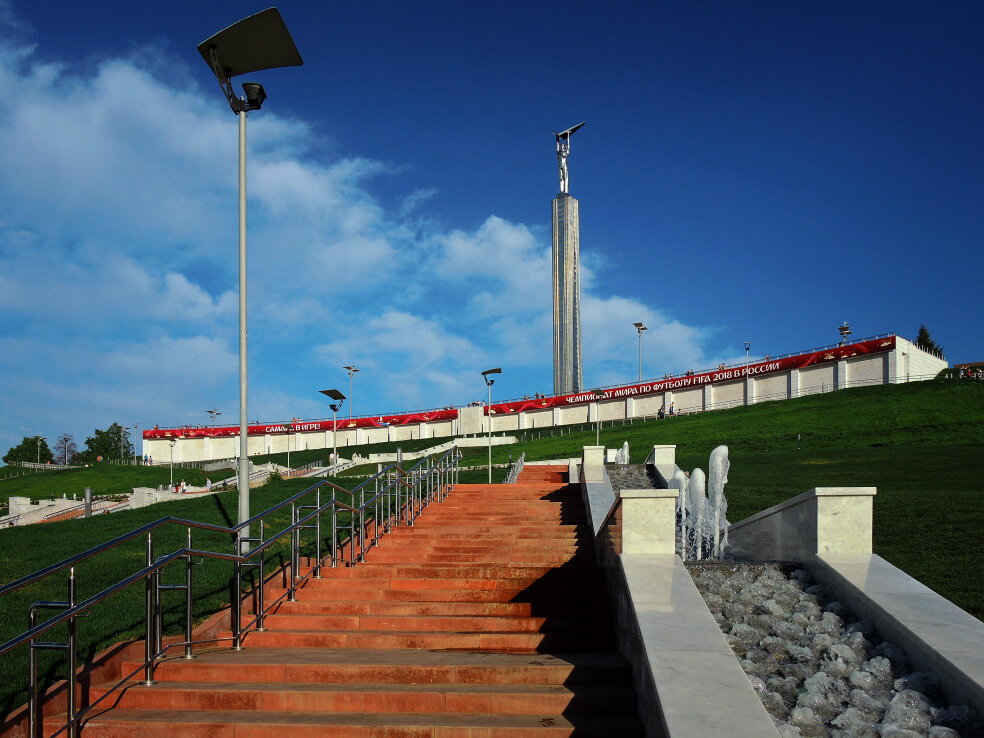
<box><xmin>552</xmin><ymin>122</ymin><xmax>585</xmax><ymax>395</ymax></box>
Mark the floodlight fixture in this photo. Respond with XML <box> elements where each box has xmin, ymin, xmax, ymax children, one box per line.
<box><xmin>241</xmin><ymin>82</ymin><xmax>267</xmax><ymax>110</ymax></box>
<box><xmin>199</xmin><ymin>7</ymin><xmax>302</xmax><ymax>553</ymax></box>
<box><xmin>198</xmin><ymin>8</ymin><xmax>303</xmax><ymax>114</ymax></box>
<box><xmin>319</xmin><ymin>389</ymin><xmax>346</xmax><ymax>473</ymax></box>
<box><xmin>206</xmin><ymin>409</ymin><xmax>222</xmax><ymax>424</ymax></box>
<box><xmin>839</xmin><ymin>322</ymin><xmax>852</xmax><ymax>345</ymax></box>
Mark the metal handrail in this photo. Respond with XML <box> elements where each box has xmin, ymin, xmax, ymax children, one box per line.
<box><xmin>505</xmin><ymin>452</ymin><xmax>526</xmax><ymax>484</ymax></box>
<box><xmin>0</xmin><ymin>446</ymin><xmax>461</xmax><ymax>738</ymax></box>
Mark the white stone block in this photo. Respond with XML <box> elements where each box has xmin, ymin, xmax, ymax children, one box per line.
<box><xmin>619</xmin><ymin>488</ymin><xmax>678</xmax><ymax>554</ymax></box>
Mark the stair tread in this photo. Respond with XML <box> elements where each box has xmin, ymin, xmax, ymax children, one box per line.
<box><xmin>143</xmin><ymin>647</ymin><xmax>628</xmax><ymax>668</ymax></box>
<box><xmin>97</xmin><ymin>680</ymin><xmax>634</xmax><ymax>696</ymax></box>
<box><xmin>69</xmin><ymin>707</ymin><xmax>642</xmax><ymax>729</ymax></box>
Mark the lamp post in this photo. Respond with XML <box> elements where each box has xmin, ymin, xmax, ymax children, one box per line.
<box><xmin>344</xmin><ymin>365</ymin><xmax>360</xmax><ymax>420</ymax></box>
<box><xmin>743</xmin><ymin>341</ymin><xmax>751</xmax><ymax>406</ymax></box>
<box><xmin>633</xmin><ymin>322</ymin><xmax>647</xmax><ymax>382</ymax></box>
<box><xmin>36</xmin><ymin>436</ymin><xmax>46</xmax><ymax>465</ymax></box>
<box><xmin>206</xmin><ymin>409</ymin><xmax>222</xmax><ymax>425</ymax></box>
<box><xmin>482</xmin><ymin>368</ymin><xmax>502</xmax><ymax>483</ymax></box>
<box><xmin>592</xmin><ymin>390</ymin><xmax>605</xmax><ymax>445</ymax></box>
<box><xmin>169</xmin><ymin>440</ymin><xmax>176</xmax><ymax>488</ymax></box>
<box><xmin>839</xmin><ymin>321</ymin><xmax>852</xmax><ymax>346</ymax></box>
<box><xmin>319</xmin><ymin>389</ymin><xmax>346</xmax><ymax>475</ymax></box>
<box><xmin>198</xmin><ymin>8</ymin><xmax>302</xmax><ymax>550</ymax></box>
<box><xmin>131</xmin><ymin>423</ymin><xmax>139</xmax><ymax>464</ymax></box>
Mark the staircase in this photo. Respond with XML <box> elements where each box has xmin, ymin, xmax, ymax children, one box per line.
<box><xmin>60</xmin><ymin>465</ymin><xmax>643</xmax><ymax>736</ymax></box>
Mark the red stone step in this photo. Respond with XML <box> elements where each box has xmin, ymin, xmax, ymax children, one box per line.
<box><xmin>86</xmin><ymin>680</ymin><xmax>637</xmax><ymax>716</ymax></box>
<box><xmin>259</xmin><ymin>613</ymin><xmax>603</xmax><ymax>634</ymax></box>
<box><xmin>54</xmin><ymin>473</ymin><xmax>642</xmax><ymax>736</ymax></box>
<box><xmin>124</xmin><ymin>648</ymin><xmax>632</xmax><ymax>686</ymax></box>
<box><xmin>265</xmin><ymin>598</ymin><xmax>609</xmax><ymax>618</ymax></box>
<box><xmin>231</xmin><ymin>629</ymin><xmax>612</xmax><ymax>652</ymax></box>
<box><xmin>265</xmin><ymin>587</ymin><xmax>603</xmax><ymax>604</ymax></box>
<box><xmin>57</xmin><ymin>707</ymin><xmax>641</xmax><ymax>737</ymax></box>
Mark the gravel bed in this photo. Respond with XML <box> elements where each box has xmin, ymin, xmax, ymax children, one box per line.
<box><xmin>689</xmin><ymin>563</ymin><xmax>981</xmax><ymax>737</ymax></box>
<box><xmin>605</xmin><ymin>463</ymin><xmax>664</xmax><ymax>493</ymax></box>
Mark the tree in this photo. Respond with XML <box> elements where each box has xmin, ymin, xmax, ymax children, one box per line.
<box><xmin>3</xmin><ymin>436</ymin><xmax>54</xmax><ymax>465</ymax></box>
<box><xmin>75</xmin><ymin>423</ymin><xmax>133</xmax><ymax>464</ymax></box>
<box><xmin>54</xmin><ymin>433</ymin><xmax>78</xmax><ymax>465</ymax></box>
<box><xmin>916</xmin><ymin>325</ymin><xmax>944</xmax><ymax>356</ymax></box>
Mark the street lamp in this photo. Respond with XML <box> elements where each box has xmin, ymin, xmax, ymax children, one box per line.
<box><xmin>838</xmin><ymin>321</ymin><xmax>852</xmax><ymax>346</ymax></box>
<box><xmin>198</xmin><ymin>8</ymin><xmax>302</xmax><ymax>548</ymax></box>
<box><xmin>36</xmin><ymin>436</ymin><xmax>46</xmax><ymax>465</ymax></box>
<box><xmin>319</xmin><ymin>389</ymin><xmax>346</xmax><ymax>474</ymax></box>
<box><xmin>132</xmin><ymin>423</ymin><xmax>139</xmax><ymax>464</ymax></box>
<box><xmin>743</xmin><ymin>340</ymin><xmax>751</xmax><ymax>405</ymax></box>
<box><xmin>169</xmin><ymin>440</ymin><xmax>177</xmax><ymax>488</ymax></box>
<box><xmin>206</xmin><ymin>409</ymin><xmax>222</xmax><ymax>425</ymax></box>
<box><xmin>592</xmin><ymin>390</ymin><xmax>605</xmax><ymax>445</ymax></box>
<box><xmin>633</xmin><ymin>322</ymin><xmax>647</xmax><ymax>382</ymax></box>
<box><xmin>482</xmin><ymin>368</ymin><xmax>502</xmax><ymax>483</ymax></box>
<box><xmin>344</xmin><ymin>365</ymin><xmax>360</xmax><ymax>420</ymax></box>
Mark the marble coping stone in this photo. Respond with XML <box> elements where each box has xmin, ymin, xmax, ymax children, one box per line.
<box><xmin>619</xmin><ymin>554</ymin><xmax>781</xmax><ymax>737</ymax></box>
<box><xmin>728</xmin><ymin>486</ymin><xmax>876</xmax><ymax>560</ymax></box>
<box><xmin>730</xmin><ymin>486</ymin><xmax>876</xmax><ymax>528</ymax></box>
<box><xmin>809</xmin><ymin>553</ymin><xmax>984</xmax><ymax>723</ymax></box>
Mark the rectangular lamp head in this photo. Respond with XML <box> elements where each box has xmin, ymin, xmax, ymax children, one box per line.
<box><xmin>198</xmin><ymin>8</ymin><xmax>303</xmax><ymax>82</ymax></box>
<box><xmin>320</xmin><ymin>389</ymin><xmax>346</xmax><ymax>401</ymax></box>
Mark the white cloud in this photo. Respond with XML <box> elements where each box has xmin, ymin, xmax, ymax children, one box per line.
<box><xmin>0</xmin><ymin>25</ymin><xmax>713</xmax><ymax>454</ymax></box>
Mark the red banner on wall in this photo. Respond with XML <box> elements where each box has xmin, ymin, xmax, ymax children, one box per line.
<box><xmin>143</xmin><ymin>336</ymin><xmax>895</xmax><ymax>439</ymax></box>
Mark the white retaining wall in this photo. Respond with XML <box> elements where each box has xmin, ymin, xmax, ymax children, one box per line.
<box><xmin>145</xmin><ymin>337</ymin><xmax>946</xmax><ymax>464</ymax></box>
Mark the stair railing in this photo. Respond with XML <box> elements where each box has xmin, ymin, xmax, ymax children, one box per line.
<box><xmin>504</xmin><ymin>452</ymin><xmax>526</xmax><ymax>484</ymax></box>
<box><xmin>0</xmin><ymin>446</ymin><xmax>460</xmax><ymax>738</ymax></box>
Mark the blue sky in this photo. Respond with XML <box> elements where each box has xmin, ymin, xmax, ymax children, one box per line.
<box><xmin>1</xmin><ymin>0</ymin><xmax>981</xmax><ymax>453</ymax></box>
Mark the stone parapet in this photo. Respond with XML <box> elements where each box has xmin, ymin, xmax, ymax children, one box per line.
<box><xmin>727</xmin><ymin>487</ymin><xmax>876</xmax><ymax>561</ymax></box>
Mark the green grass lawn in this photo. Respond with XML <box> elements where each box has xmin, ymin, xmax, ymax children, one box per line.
<box><xmin>0</xmin><ymin>463</ymin><xmax>232</xmax><ymax>505</ymax></box>
<box><xmin>251</xmin><ymin>436</ymin><xmax>455</xmax><ymax>470</ymax></box>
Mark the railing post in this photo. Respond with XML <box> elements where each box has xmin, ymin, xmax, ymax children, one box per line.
<box><xmin>314</xmin><ymin>489</ymin><xmax>322</xmax><ymax>578</ymax></box>
<box><xmin>289</xmin><ymin>503</ymin><xmax>298</xmax><ymax>602</ymax></box>
<box><xmin>143</xmin><ymin>533</ymin><xmax>156</xmax><ymax>684</ymax></box>
<box><xmin>28</xmin><ymin>609</ymin><xmax>39</xmax><ymax>738</ymax></box>
<box><xmin>66</xmin><ymin>567</ymin><xmax>77</xmax><ymax>738</ymax></box>
<box><xmin>184</xmin><ymin>527</ymin><xmax>194</xmax><ymax>658</ymax></box>
<box><xmin>359</xmin><ymin>488</ymin><xmax>365</xmax><ymax>561</ymax></box>
<box><xmin>231</xmin><ymin>537</ymin><xmax>243</xmax><ymax>650</ymax></box>
<box><xmin>331</xmin><ymin>489</ymin><xmax>338</xmax><ymax>567</ymax></box>
<box><xmin>154</xmin><ymin>559</ymin><xmax>163</xmax><ymax>657</ymax></box>
<box><xmin>256</xmin><ymin>522</ymin><xmax>266</xmax><ymax>631</ymax></box>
